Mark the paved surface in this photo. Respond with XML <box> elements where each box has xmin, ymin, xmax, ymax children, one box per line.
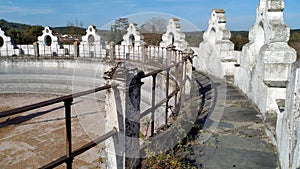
<box><xmin>184</xmin><ymin>71</ymin><xmax>278</xmax><ymax>169</ymax></box>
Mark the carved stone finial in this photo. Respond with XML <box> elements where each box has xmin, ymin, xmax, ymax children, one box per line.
<box><xmin>160</xmin><ymin>18</ymin><xmax>189</xmax><ymax>50</ymax></box>
<box><xmin>249</xmin><ymin>0</ymin><xmax>289</xmax><ymax>44</ymax></box>
<box><xmin>121</xmin><ymin>23</ymin><xmax>144</xmax><ymax>46</ymax></box>
<box><xmin>203</xmin><ymin>9</ymin><xmax>232</xmax><ymax>43</ymax></box>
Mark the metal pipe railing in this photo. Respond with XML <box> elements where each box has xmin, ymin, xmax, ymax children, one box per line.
<box><xmin>40</xmin><ymin>128</ymin><xmax>117</xmax><ymax>169</ymax></box>
<box><xmin>0</xmin><ymin>85</ymin><xmax>112</xmax><ymax>118</ymax></box>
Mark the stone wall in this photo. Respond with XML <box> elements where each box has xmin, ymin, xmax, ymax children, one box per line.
<box><xmin>0</xmin><ymin>5</ymin><xmax>299</xmax><ymax>168</ymax></box>
<box><xmin>16</xmin><ymin>44</ymin><xmax>36</xmax><ymax>56</ymax></box>
<box><xmin>193</xmin><ymin>1</ymin><xmax>299</xmax><ymax>168</ymax></box>
<box><xmin>0</xmin><ymin>59</ymin><xmax>109</xmax><ymax>95</ymax></box>
<box><xmin>278</xmin><ymin>60</ymin><xmax>300</xmax><ymax>168</ymax></box>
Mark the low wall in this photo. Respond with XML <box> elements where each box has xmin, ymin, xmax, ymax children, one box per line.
<box><xmin>0</xmin><ymin>58</ymin><xmax>109</xmax><ymax>95</ymax></box>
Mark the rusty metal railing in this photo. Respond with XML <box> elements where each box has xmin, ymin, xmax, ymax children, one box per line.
<box><xmin>141</xmin><ymin>59</ymin><xmax>185</xmax><ymax>136</ymax></box>
<box><xmin>0</xmin><ymin>46</ymin><xmax>190</xmax><ymax>168</ymax></box>
<box><xmin>0</xmin><ymin>85</ymin><xmax>115</xmax><ymax>169</ymax></box>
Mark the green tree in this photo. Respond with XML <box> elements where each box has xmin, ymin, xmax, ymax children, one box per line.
<box><xmin>140</xmin><ymin>17</ymin><xmax>167</xmax><ymax>34</ymax></box>
<box><xmin>22</xmin><ymin>26</ymin><xmax>43</xmax><ymax>44</ymax></box>
<box><xmin>108</xmin><ymin>18</ymin><xmax>129</xmax><ymax>44</ymax></box>
<box><xmin>114</xmin><ymin>18</ymin><xmax>129</xmax><ymax>32</ymax></box>
<box><xmin>6</xmin><ymin>28</ymin><xmax>22</xmax><ymax>44</ymax></box>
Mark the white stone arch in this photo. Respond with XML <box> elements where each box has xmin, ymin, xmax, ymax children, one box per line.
<box><xmin>38</xmin><ymin>27</ymin><xmax>61</xmax><ymax>47</ymax></box>
<box><xmin>0</xmin><ymin>28</ymin><xmax>19</xmax><ymax>56</ymax></box>
<box><xmin>79</xmin><ymin>25</ymin><xmax>106</xmax><ymax>57</ymax></box>
<box><xmin>254</xmin><ymin>22</ymin><xmax>266</xmax><ymax>51</ymax></box>
<box><xmin>208</xmin><ymin>28</ymin><xmax>217</xmax><ymax>44</ymax></box>
<box><xmin>121</xmin><ymin>23</ymin><xmax>144</xmax><ymax>47</ymax></box>
<box><xmin>160</xmin><ymin>18</ymin><xmax>189</xmax><ymax>50</ymax></box>
<box><xmin>235</xmin><ymin>0</ymin><xmax>294</xmax><ymax>95</ymax></box>
<box><xmin>128</xmin><ymin>34</ymin><xmax>135</xmax><ymax>47</ymax></box>
<box><xmin>88</xmin><ymin>34</ymin><xmax>95</xmax><ymax>44</ymax></box>
<box><xmin>0</xmin><ymin>28</ymin><xmax>12</xmax><ymax>48</ymax></box>
<box><xmin>168</xmin><ymin>32</ymin><xmax>175</xmax><ymax>45</ymax></box>
<box><xmin>81</xmin><ymin>25</ymin><xmax>103</xmax><ymax>46</ymax></box>
<box><xmin>37</xmin><ymin>27</ymin><xmax>63</xmax><ymax>56</ymax></box>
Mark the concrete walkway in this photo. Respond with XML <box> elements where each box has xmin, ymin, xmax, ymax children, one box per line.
<box><xmin>185</xmin><ymin>71</ymin><xmax>278</xmax><ymax>169</ymax></box>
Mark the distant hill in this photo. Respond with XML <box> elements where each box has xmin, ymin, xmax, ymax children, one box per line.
<box><xmin>52</xmin><ymin>26</ymin><xmax>85</xmax><ymax>35</ymax></box>
<box><xmin>185</xmin><ymin>31</ymin><xmax>203</xmax><ymax>47</ymax></box>
<box><xmin>0</xmin><ymin>19</ymin><xmax>29</xmax><ymax>32</ymax></box>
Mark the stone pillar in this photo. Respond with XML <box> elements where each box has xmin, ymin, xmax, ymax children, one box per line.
<box><xmin>183</xmin><ymin>47</ymin><xmax>194</xmax><ymax>96</ymax></box>
<box><xmin>105</xmin><ymin>82</ymin><xmax>125</xmax><ymax>169</ymax></box>
<box><xmin>33</xmin><ymin>41</ymin><xmax>39</xmax><ymax>57</ymax></box>
<box><xmin>105</xmin><ymin>68</ymin><xmax>144</xmax><ymax>169</ymax></box>
<box><xmin>141</xmin><ymin>45</ymin><xmax>147</xmax><ymax>64</ymax></box>
<box><xmin>109</xmin><ymin>41</ymin><xmax>116</xmax><ymax>62</ymax></box>
<box><xmin>73</xmin><ymin>41</ymin><xmax>79</xmax><ymax>58</ymax></box>
<box><xmin>125</xmin><ymin>71</ymin><xmax>144</xmax><ymax>168</ymax></box>
<box><xmin>166</xmin><ymin>44</ymin><xmax>176</xmax><ymax>66</ymax></box>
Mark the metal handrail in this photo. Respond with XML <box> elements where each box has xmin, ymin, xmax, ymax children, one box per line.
<box><xmin>40</xmin><ymin>128</ymin><xmax>117</xmax><ymax>169</ymax></box>
<box><xmin>0</xmin><ymin>85</ymin><xmax>112</xmax><ymax>118</ymax></box>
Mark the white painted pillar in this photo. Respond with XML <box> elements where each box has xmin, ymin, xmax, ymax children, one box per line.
<box><xmin>105</xmin><ymin>69</ymin><xmax>144</xmax><ymax>169</ymax></box>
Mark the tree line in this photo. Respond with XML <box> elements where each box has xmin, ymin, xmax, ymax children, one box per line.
<box><xmin>0</xmin><ymin>19</ymin><xmax>86</xmax><ymax>45</ymax></box>
<box><xmin>0</xmin><ymin>24</ymin><xmax>44</xmax><ymax>44</ymax></box>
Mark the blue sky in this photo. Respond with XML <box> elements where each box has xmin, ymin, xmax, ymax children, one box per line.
<box><xmin>0</xmin><ymin>0</ymin><xmax>299</xmax><ymax>31</ymax></box>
